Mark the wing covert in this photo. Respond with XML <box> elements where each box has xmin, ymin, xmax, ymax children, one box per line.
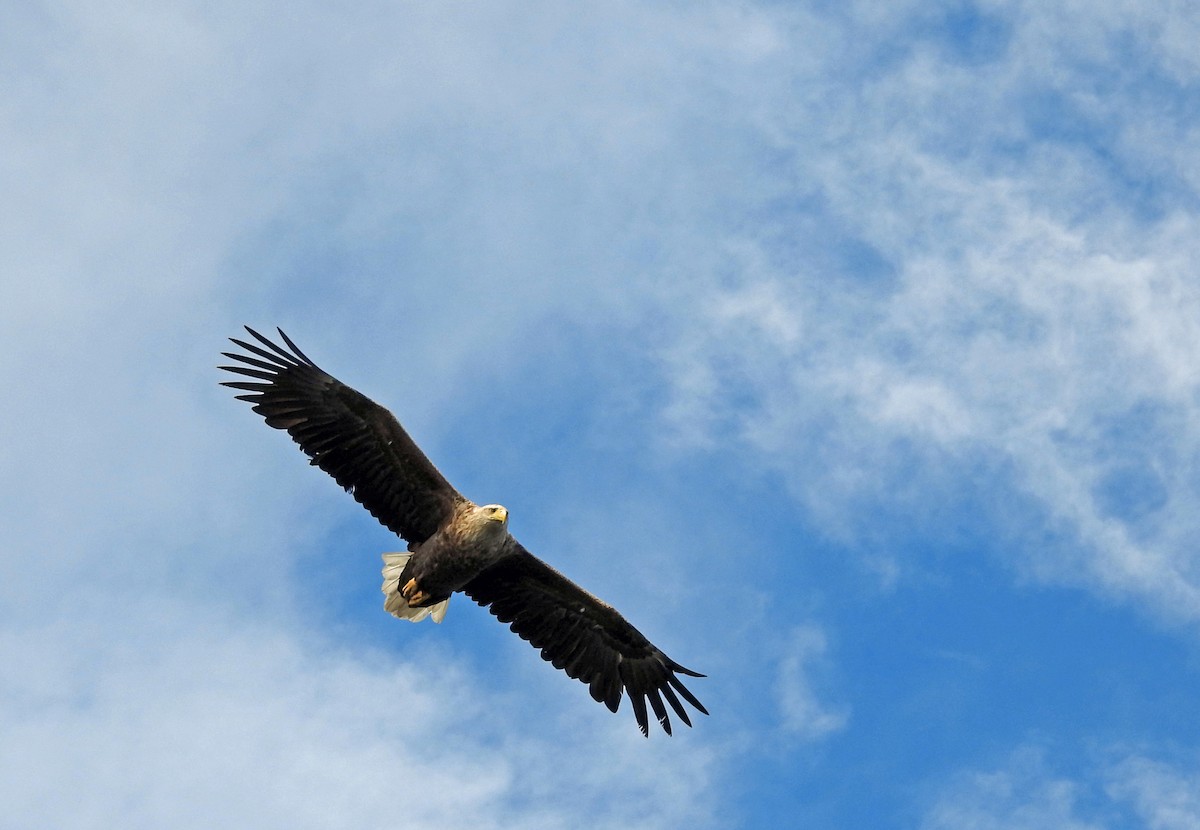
<box><xmin>220</xmin><ymin>327</ymin><xmax>464</xmax><ymax>545</ymax></box>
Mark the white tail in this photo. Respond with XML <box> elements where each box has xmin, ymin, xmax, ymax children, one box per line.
<box><xmin>381</xmin><ymin>553</ymin><xmax>449</xmax><ymax>623</ymax></box>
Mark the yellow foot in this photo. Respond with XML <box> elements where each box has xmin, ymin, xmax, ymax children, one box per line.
<box><xmin>402</xmin><ymin>577</ymin><xmax>431</xmax><ymax>606</ymax></box>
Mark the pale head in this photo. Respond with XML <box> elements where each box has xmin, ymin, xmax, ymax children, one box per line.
<box><xmin>467</xmin><ymin>503</ymin><xmax>509</xmax><ymax>537</ymax></box>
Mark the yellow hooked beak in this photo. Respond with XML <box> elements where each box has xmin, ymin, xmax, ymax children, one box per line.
<box><xmin>489</xmin><ymin>505</ymin><xmax>508</xmax><ymax>523</ymax></box>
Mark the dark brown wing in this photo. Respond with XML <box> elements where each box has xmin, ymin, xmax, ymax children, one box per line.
<box><xmin>463</xmin><ymin>545</ymin><xmax>707</xmax><ymax>736</ymax></box>
<box><xmin>220</xmin><ymin>326</ymin><xmax>464</xmax><ymax>546</ymax></box>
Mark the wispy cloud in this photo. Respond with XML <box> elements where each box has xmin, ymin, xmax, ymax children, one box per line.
<box><xmin>649</xmin><ymin>2</ymin><xmax>1200</xmax><ymax>623</ymax></box>
<box><xmin>776</xmin><ymin>625</ymin><xmax>849</xmax><ymax>740</ymax></box>
<box><xmin>0</xmin><ymin>602</ymin><xmax>717</xmax><ymax>829</ymax></box>
<box><xmin>1108</xmin><ymin>755</ymin><xmax>1200</xmax><ymax>830</ymax></box>
<box><xmin>923</xmin><ymin>747</ymin><xmax>1200</xmax><ymax>830</ymax></box>
<box><xmin>922</xmin><ymin>748</ymin><xmax>1103</xmax><ymax>830</ymax></box>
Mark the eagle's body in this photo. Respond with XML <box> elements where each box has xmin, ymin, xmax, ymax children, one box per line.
<box><xmin>406</xmin><ymin>504</ymin><xmax>516</xmax><ymax>600</ymax></box>
<box><xmin>383</xmin><ymin>503</ymin><xmax>515</xmax><ymax>622</ymax></box>
<box><xmin>221</xmin><ymin>327</ymin><xmax>706</xmax><ymax>736</ymax></box>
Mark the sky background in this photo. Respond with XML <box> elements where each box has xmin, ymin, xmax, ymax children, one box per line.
<box><xmin>4</xmin><ymin>1</ymin><xmax>1200</xmax><ymax>827</ymax></box>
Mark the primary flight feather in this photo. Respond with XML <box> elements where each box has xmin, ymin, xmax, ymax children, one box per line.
<box><xmin>220</xmin><ymin>327</ymin><xmax>706</xmax><ymax>735</ymax></box>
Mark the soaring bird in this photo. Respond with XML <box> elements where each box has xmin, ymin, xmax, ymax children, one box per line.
<box><xmin>220</xmin><ymin>327</ymin><xmax>706</xmax><ymax>735</ymax></box>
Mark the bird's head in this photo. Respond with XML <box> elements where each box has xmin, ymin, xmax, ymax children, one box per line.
<box><xmin>477</xmin><ymin>503</ymin><xmax>509</xmax><ymax>531</ymax></box>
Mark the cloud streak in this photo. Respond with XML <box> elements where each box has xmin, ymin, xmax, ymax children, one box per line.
<box><xmin>923</xmin><ymin>747</ymin><xmax>1200</xmax><ymax>830</ymax></box>
<box><xmin>776</xmin><ymin>625</ymin><xmax>849</xmax><ymax>740</ymax></box>
<box><xmin>649</xmin><ymin>1</ymin><xmax>1200</xmax><ymax>624</ymax></box>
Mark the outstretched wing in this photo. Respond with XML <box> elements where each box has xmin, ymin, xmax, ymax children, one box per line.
<box><xmin>220</xmin><ymin>327</ymin><xmax>464</xmax><ymax>546</ymax></box>
<box><xmin>463</xmin><ymin>545</ymin><xmax>707</xmax><ymax>736</ymax></box>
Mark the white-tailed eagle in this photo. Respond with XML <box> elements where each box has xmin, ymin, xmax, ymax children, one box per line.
<box><xmin>221</xmin><ymin>327</ymin><xmax>706</xmax><ymax>736</ymax></box>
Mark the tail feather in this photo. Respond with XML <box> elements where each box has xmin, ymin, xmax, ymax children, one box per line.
<box><xmin>381</xmin><ymin>553</ymin><xmax>449</xmax><ymax>623</ymax></box>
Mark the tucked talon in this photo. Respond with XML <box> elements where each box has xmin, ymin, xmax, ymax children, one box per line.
<box><xmin>400</xmin><ymin>577</ymin><xmax>432</xmax><ymax>606</ymax></box>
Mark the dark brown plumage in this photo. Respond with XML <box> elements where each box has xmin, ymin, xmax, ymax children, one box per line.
<box><xmin>220</xmin><ymin>327</ymin><xmax>706</xmax><ymax>736</ymax></box>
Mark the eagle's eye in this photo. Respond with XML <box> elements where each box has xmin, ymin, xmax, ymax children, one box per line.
<box><xmin>483</xmin><ymin>505</ymin><xmax>508</xmax><ymax>523</ymax></box>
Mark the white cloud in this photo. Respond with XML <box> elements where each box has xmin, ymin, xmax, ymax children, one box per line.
<box><xmin>922</xmin><ymin>749</ymin><xmax>1102</xmax><ymax>830</ymax></box>
<box><xmin>0</xmin><ymin>602</ymin><xmax>717</xmax><ymax>829</ymax></box>
<box><xmin>776</xmin><ymin>625</ymin><xmax>849</xmax><ymax>741</ymax></box>
<box><xmin>1108</xmin><ymin>756</ymin><xmax>1200</xmax><ymax>830</ymax></box>
<box><xmin>923</xmin><ymin>748</ymin><xmax>1200</xmax><ymax>830</ymax></box>
<box><xmin>649</xmin><ymin>2</ymin><xmax>1200</xmax><ymax>623</ymax></box>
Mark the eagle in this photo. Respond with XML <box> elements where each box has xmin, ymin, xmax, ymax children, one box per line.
<box><xmin>220</xmin><ymin>327</ymin><xmax>706</xmax><ymax>736</ymax></box>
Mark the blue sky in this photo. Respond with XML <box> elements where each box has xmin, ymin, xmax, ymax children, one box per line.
<box><xmin>4</xmin><ymin>1</ymin><xmax>1200</xmax><ymax>827</ymax></box>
